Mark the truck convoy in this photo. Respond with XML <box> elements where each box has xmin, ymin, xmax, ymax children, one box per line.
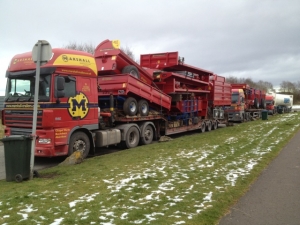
<box><xmin>2</xmin><ymin>39</ymin><xmax>233</xmax><ymax>158</ymax></box>
<box><xmin>0</xmin><ymin>39</ymin><xmax>275</xmax><ymax>159</ymax></box>
<box><xmin>227</xmin><ymin>84</ymin><xmax>266</xmax><ymax>122</ymax></box>
<box><xmin>266</xmin><ymin>93</ymin><xmax>293</xmax><ymax>114</ymax></box>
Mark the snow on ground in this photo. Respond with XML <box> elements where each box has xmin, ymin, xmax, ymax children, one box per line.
<box><xmin>0</xmin><ymin>113</ymin><xmax>299</xmax><ymax>224</ymax></box>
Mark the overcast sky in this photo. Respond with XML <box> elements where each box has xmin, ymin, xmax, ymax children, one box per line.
<box><xmin>1</xmin><ymin>0</ymin><xmax>299</xmax><ymax>95</ymax></box>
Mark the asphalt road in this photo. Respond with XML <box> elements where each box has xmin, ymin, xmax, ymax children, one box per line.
<box><xmin>218</xmin><ymin>130</ymin><xmax>300</xmax><ymax>225</ymax></box>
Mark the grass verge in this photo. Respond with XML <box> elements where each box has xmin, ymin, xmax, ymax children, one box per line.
<box><xmin>0</xmin><ymin>113</ymin><xmax>300</xmax><ymax>225</ymax></box>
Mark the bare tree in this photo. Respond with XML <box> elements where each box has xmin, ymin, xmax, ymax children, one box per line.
<box><xmin>225</xmin><ymin>76</ymin><xmax>239</xmax><ymax>84</ymax></box>
<box><xmin>120</xmin><ymin>46</ymin><xmax>136</xmax><ymax>62</ymax></box>
<box><xmin>279</xmin><ymin>81</ymin><xmax>295</xmax><ymax>93</ymax></box>
<box><xmin>63</xmin><ymin>42</ymin><xmax>95</xmax><ymax>54</ymax></box>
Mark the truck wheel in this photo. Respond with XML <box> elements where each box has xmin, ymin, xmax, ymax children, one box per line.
<box><xmin>200</xmin><ymin>122</ymin><xmax>206</xmax><ymax>133</ymax></box>
<box><xmin>124</xmin><ymin>126</ymin><xmax>140</xmax><ymax>148</ymax></box>
<box><xmin>263</xmin><ymin>99</ymin><xmax>266</xmax><ymax>109</ymax></box>
<box><xmin>123</xmin><ymin>97</ymin><xmax>138</xmax><ymax>116</ymax></box>
<box><xmin>212</xmin><ymin>121</ymin><xmax>217</xmax><ymax>130</ymax></box>
<box><xmin>140</xmin><ymin>125</ymin><xmax>153</xmax><ymax>145</ymax></box>
<box><xmin>68</xmin><ymin>131</ymin><xmax>90</xmax><ymax>159</ymax></box>
<box><xmin>206</xmin><ymin>121</ymin><xmax>212</xmax><ymax>132</ymax></box>
<box><xmin>122</xmin><ymin>65</ymin><xmax>140</xmax><ymax>79</ymax></box>
<box><xmin>138</xmin><ymin>99</ymin><xmax>149</xmax><ymax>116</ymax></box>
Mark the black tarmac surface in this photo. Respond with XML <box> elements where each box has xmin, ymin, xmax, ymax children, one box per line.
<box><xmin>219</xmin><ymin>130</ymin><xmax>300</xmax><ymax>225</ymax></box>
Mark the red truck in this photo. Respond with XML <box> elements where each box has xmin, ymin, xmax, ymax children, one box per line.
<box><xmin>265</xmin><ymin>94</ymin><xmax>276</xmax><ymax>115</ymax></box>
<box><xmin>2</xmin><ymin>39</ymin><xmax>232</xmax><ymax>158</ymax></box>
<box><xmin>228</xmin><ymin>84</ymin><xmax>266</xmax><ymax>122</ymax></box>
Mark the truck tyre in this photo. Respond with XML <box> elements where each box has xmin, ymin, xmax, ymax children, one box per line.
<box><xmin>212</xmin><ymin>121</ymin><xmax>217</xmax><ymax>130</ymax></box>
<box><xmin>200</xmin><ymin>122</ymin><xmax>206</xmax><ymax>133</ymax></box>
<box><xmin>140</xmin><ymin>124</ymin><xmax>154</xmax><ymax>145</ymax></box>
<box><xmin>260</xmin><ymin>98</ymin><xmax>266</xmax><ymax>109</ymax></box>
<box><xmin>123</xmin><ymin>97</ymin><xmax>138</xmax><ymax>116</ymax></box>
<box><xmin>68</xmin><ymin>131</ymin><xmax>90</xmax><ymax>159</ymax></box>
<box><xmin>124</xmin><ymin>126</ymin><xmax>140</xmax><ymax>148</ymax></box>
<box><xmin>206</xmin><ymin>121</ymin><xmax>212</xmax><ymax>132</ymax></box>
<box><xmin>138</xmin><ymin>99</ymin><xmax>149</xmax><ymax>116</ymax></box>
<box><xmin>254</xmin><ymin>98</ymin><xmax>259</xmax><ymax>109</ymax></box>
<box><xmin>122</xmin><ymin>65</ymin><xmax>140</xmax><ymax>79</ymax></box>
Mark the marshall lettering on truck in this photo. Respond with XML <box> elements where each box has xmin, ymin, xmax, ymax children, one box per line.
<box><xmin>2</xmin><ymin>39</ymin><xmax>237</xmax><ymax>159</ymax></box>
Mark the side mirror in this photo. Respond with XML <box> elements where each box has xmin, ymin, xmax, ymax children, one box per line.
<box><xmin>55</xmin><ymin>76</ymin><xmax>65</xmax><ymax>98</ymax></box>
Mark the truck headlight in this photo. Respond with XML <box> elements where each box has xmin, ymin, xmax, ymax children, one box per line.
<box><xmin>38</xmin><ymin>138</ymin><xmax>51</xmax><ymax>144</ymax></box>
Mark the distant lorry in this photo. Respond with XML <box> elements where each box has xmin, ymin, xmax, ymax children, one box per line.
<box><xmin>227</xmin><ymin>84</ymin><xmax>266</xmax><ymax>122</ymax></box>
<box><xmin>271</xmin><ymin>93</ymin><xmax>293</xmax><ymax>113</ymax></box>
<box><xmin>2</xmin><ymin>39</ymin><xmax>232</xmax><ymax>158</ymax></box>
<box><xmin>265</xmin><ymin>94</ymin><xmax>276</xmax><ymax>115</ymax></box>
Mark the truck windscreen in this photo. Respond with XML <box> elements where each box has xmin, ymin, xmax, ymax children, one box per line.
<box><xmin>231</xmin><ymin>94</ymin><xmax>239</xmax><ymax>103</ymax></box>
<box><xmin>5</xmin><ymin>74</ymin><xmax>51</xmax><ymax>102</ymax></box>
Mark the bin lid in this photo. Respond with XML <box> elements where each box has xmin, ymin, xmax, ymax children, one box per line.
<box><xmin>1</xmin><ymin>135</ymin><xmax>32</xmax><ymax>142</ymax></box>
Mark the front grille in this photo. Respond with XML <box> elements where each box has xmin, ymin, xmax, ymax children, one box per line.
<box><xmin>4</xmin><ymin>110</ymin><xmax>43</xmax><ymax>128</ymax></box>
<box><xmin>10</xmin><ymin>127</ymin><xmax>32</xmax><ymax>135</ymax></box>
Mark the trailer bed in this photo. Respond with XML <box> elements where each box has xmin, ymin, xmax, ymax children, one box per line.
<box><xmin>98</xmin><ymin>74</ymin><xmax>171</xmax><ymax>111</ymax></box>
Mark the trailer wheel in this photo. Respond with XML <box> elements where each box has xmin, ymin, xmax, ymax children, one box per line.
<box><xmin>124</xmin><ymin>126</ymin><xmax>140</xmax><ymax>148</ymax></box>
<box><xmin>122</xmin><ymin>65</ymin><xmax>140</xmax><ymax>79</ymax></box>
<box><xmin>206</xmin><ymin>121</ymin><xmax>212</xmax><ymax>132</ymax></box>
<box><xmin>140</xmin><ymin>125</ymin><xmax>154</xmax><ymax>145</ymax></box>
<box><xmin>260</xmin><ymin>98</ymin><xmax>266</xmax><ymax>109</ymax></box>
<box><xmin>68</xmin><ymin>131</ymin><xmax>90</xmax><ymax>159</ymax></box>
<box><xmin>200</xmin><ymin>122</ymin><xmax>206</xmax><ymax>133</ymax></box>
<box><xmin>138</xmin><ymin>99</ymin><xmax>149</xmax><ymax>116</ymax></box>
<box><xmin>123</xmin><ymin>97</ymin><xmax>138</xmax><ymax>116</ymax></box>
<box><xmin>212</xmin><ymin>121</ymin><xmax>217</xmax><ymax>130</ymax></box>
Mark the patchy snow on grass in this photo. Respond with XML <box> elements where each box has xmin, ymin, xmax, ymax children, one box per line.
<box><xmin>69</xmin><ymin>192</ymin><xmax>99</xmax><ymax>208</ymax></box>
<box><xmin>0</xmin><ymin>113</ymin><xmax>299</xmax><ymax>224</ymax></box>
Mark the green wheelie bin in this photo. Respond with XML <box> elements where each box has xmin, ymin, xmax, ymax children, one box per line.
<box><xmin>1</xmin><ymin>135</ymin><xmax>32</xmax><ymax>182</ymax></box>
<box><xmin>262</xmin><ymin>110</ymin><xmax>268</xmax><ymax>120</ymax></box>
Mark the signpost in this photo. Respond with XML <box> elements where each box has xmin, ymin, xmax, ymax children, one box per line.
<box><xmin>30</xmin><ymin>40</ymin><xmax>52</xmax><ymax>179</ymax></box>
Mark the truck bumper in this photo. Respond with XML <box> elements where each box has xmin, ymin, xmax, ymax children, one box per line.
<box><xmin>228</xmin><ymin>112</ymin><xmax>243</xmax><ymax>122</ymax></box>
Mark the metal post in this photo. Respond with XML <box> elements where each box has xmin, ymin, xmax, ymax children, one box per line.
<box><xmin>30</xmin><ymin>41</ymin><xmax>42</xmax><ymax>179</ymax></box>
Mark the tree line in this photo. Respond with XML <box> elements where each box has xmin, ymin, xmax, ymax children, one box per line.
<box><xmin>63</xmin><ymin>42</ymin><xmax>300</xmax><ymax>104</ymax></box>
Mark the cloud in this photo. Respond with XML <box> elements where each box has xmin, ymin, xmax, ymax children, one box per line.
<box><xmin>1</xmin><ymin>0</ymin><xmax>300</xmax><ymax>94</ymax></box>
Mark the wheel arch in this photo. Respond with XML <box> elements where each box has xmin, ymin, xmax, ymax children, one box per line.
<box><xmin>68</xmin><ymin>127</ymin><xmax>95</xmax><ymax>155</ymax></box>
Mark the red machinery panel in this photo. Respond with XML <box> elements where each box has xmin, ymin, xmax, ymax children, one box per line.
<box><xmin>208</xmin><ymin>75</ymin><xmax>232</xmax><ymax>106</ymax></box>
<box><xmin>94</xmin><ymin>39</ymin><xmax>153</xmax><ymax>85</ymax></box>
<box><xmin>140</xmin><ymin>52</ymin><xmax>214</xmax><ymax>77</ymax></box>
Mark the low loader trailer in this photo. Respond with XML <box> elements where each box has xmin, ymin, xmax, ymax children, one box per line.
<box><xmin>2</xmin><ymin>39</ymin><xmax>232</xmax><ymax>158</ymax></box>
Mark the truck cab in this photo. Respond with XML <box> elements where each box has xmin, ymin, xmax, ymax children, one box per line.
<box><xmin>3</xmin><ymin>49</ymin><xmax>99</xmax><ymax>158</ymax></box>
<box><xmin>228</xmin><ymin>88</ymin><xmax>245</xmax><ymax>122</ymax></box>
<box><xmin>265</xmin><ymin>94</ymin><xmax>276</xmax><ymax>115</ymax></box>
